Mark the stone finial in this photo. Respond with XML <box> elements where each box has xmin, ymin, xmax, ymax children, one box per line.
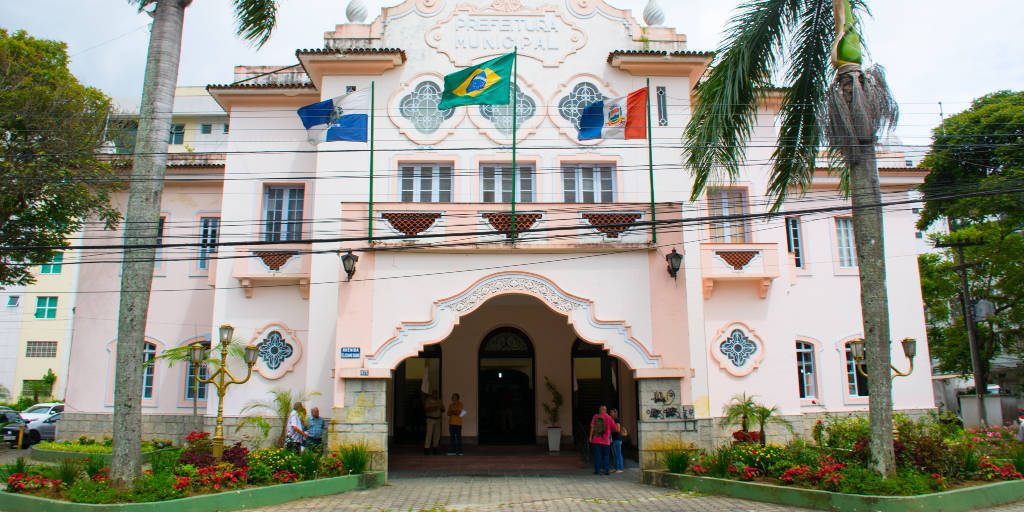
<box><xmin>346</xmin><ymin>0</ymin><xmax>368</xmax><ymax>23</ymax></box>
<box><xmin>643</xmin><ymin>0</ymin><xmax>665</xmax><ymax>27</ymax></box>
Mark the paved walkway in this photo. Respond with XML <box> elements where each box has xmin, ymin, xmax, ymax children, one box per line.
<box><xmin>253</xmin><ymin>469</ymin><xmax>1024</xmax><ymax>512</ymax></box>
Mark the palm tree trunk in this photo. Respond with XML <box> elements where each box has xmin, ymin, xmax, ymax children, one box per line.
<box><xmin>110</xmin><ymin>0</ymin><xmax>189</xmax><ymax>488</ymax></box>
<box><xmin>845</xmin><ymin>108</ymin><xmax>896</xmax><ymax>477</ymax></box>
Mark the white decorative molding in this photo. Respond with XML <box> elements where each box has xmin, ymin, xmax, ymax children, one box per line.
<box><xmin>367</xmin><ymin>271</ymin><xmax>661</xmax><ymax>370</ymax></box>
<box><xmin>642</xmin><ymin>0</ymin><xmax>665</xmax><ymax>27</ymax></box>
<box><xmin>346</xmin><ymin>0</ymin><xmax>368</xmax><ymax>22</ymax></box>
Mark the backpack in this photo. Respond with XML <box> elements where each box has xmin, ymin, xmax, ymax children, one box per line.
<box><xmin>592</xmin><ymin>415</ymin><xmax>606</xmax><ymax>437</ymax></box>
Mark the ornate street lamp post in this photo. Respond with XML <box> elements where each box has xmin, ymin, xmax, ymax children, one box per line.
<box><xmin>850</xmin><ymin>337</ymin><xmax>917</xmax><ymax>381</ymax></box>
<box><xmin>190</xmin><ymin>324</ymin><xmax>259</xmax><ymax>458</ymax></box>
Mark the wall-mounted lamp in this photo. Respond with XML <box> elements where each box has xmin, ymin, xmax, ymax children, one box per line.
<box><xmin>849</xmin><ymin>337</ymin><xmax>917</xmax><ymax>381</ymax></box>
<box><xmin>341</xmin><ymin>251</ymin><xmax>359</xmax><ymax>281</ymax></box>
<box><xmin>666</xmin><ymin>248</ymin><xmax>682</xmax><ymax>279</ymax></box>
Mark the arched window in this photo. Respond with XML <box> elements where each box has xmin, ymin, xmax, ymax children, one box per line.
<box><xmin>185</xmin><ymin>340</ymin><xmax>210</xmax><ymax>400</ymax></box>
<box><xmin>844</xmin><ymin>344</ymin><xmax>869</xmax><ymax>397</ymax></box>
<box><xmin>142</xmin><ymin>342</ymin><xmax>157</xmax><ymax>399</ymax></box>
<box><xmin>795</xmin><ymin>341</ymin><xmax>816</xmax><ymax>399</ymax></box>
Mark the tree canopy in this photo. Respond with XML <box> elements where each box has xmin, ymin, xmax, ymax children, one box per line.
<box><xmin>0</xmin><ymin>29</ymin><xmax>120</xmax><ymax>285</ymax></box>
<box><xmin>917</xmin><ymin>90</ymin><xmax>1024</xmax><ymax>231</ymax></box>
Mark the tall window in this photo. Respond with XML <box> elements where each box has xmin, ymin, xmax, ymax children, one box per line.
<box><xmin>264</xmin><ymin>186</ymin><xmax>304</xmax><ymax>242</ymax></box>
<box><xmin>795</xmin><ymin>341</ymin><xmax>816</xmax><ymax>399</ymax></box>
<box><xmin>168</xmin><ymin>124</ymin><xmax>185</xmax><ymax>145</ymax></box>
<box><xmin>34</xmin><ymin>297</ymin><xmax>57</xmax><ymax>319</ymax></box>
<box><xmin>845</xmin><ymin>344</ymin><xmax>869</xmax><ymax>397</ymax></box>
<box><xmin>40</xmin><ymin>253</ymin><xmax>62</xmax><ymax>274</ymax></box>
<box><xmin>785</xmin><ymin>217</ymin><xmax>804</xmax><ymax>268</ymax></box>
<box><xmin>835</xmin><ymin>217</ymin><xmax>857</xmax><ymax>268</ymax></box>
<box><xmin>708</xmin><ymin>189</ymin><xmax>750</xmax><ymax>243</ymax></box>
<box><xmin>185</xmin><ymin>341</ymin><xmax>210</xmax><ymax>400</ymax></box>
<box><xmin>26</xmin><ymin>341</ymin><xmax>58</xmax><ymax>358</ymax></box>
<box><xmin>563</xmin><ymin>165</ymin><xmax>614</xmax><ymax>203</ymax></box>
<box><xmin>142</xmin><ymin>342</ymin><xmax>157</xmax><ymax>399</ymax></box>
<box><xmin>482</xmin><ymin>164</ymin><xmax>534</xmax><ymax>203</ymax></box>
<box><xmin>198</xmin><ymin>217</ymin><xmax>220</xmax><ymax>270</ymax></box>
<box><xmin>656</xmin><ymin>86</ymin><xmax>668</xmax><ymax>126</ymax></box>
<box><xmin>400</xmin><ymin>164</ymin><xmax>452</xmax><ymax>202</ymax></box>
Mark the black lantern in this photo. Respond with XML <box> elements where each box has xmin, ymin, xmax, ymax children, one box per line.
<box><xmin>666</xmin><ymin>248</ymin><xmax>683</xmax><ymax>278</ymax></box>
<box><xmin>341</xmin><ymin>251</ymin><xmax>359</xmax><ymax>281</ymax></box>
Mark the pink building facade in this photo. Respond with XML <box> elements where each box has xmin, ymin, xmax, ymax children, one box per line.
<box><xmin>61</xmin><ymin>0</ymin><xmax>934</xmax><ymax>470</ymax></box>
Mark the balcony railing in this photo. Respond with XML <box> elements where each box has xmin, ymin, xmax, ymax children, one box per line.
<box><xmin>340</xmin><ymin>203</ymin><xmax>670</xmax><ymax>249</ymax></box>
<box><xmin>231</xmin><ymin>243</ymin><xmax>312</xmax><ymax>299</ymax></box>
<box><xmin>700</xmin><ymin>242</ymin><xmax>781</xmax><ymax>299</ymax></box>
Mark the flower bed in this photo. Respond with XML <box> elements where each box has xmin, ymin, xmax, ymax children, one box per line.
<box><xmin>3</xmin><ymin>430</ymin><xmax>375</xmax><ymax>507</ymax></box>
<box><xmin>654</xmin><ymin>413</ymin><xmax>1024</xmax><ymax>498</ymax></box>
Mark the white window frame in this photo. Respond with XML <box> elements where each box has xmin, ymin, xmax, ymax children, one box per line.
<box><xmin>708</xmin><ymin>189</ymin><xmax>750</xmax><ymax>243</ymax></box>
<box><xmin>481</xmin><ymin>164</ymin><xmax>534</xmax><ymax>203</ymax></box>
<box><xmin>845</xmin><ymin>345</ymin><xmax>869</xmax><ymax>397</ymax></box>
<box><xmin>142</xmin><ymin>342</ymin><xmax>157</xmax><ymax>399</ymax></box>
<box><xmin>198</xmin><ymin>217</ymin><xmax>220</xmax><ymax>270</ymax></box>
<box><xmin>25</xmin><ymin>341</ymin><xmax>58</xmax><ymax>358</ymax></box>
<box><xmin>562</xmin><ymin>164</ymin><xmax>615</xmax><ymax>203</ymax></box>
<box><xmin>40</xmin><ymin>253</ymin><xmax>62</xmax><ymax>274</ymax></box>
<box><xmin>785</xmin><ymin>217</ymin><xmax>804</xmax><ymax>268</ymax></box>
<box><xmin>168</xmin><ymin>124</ymin><xmax>185</xmax><ymax>145</ymax></box>
<box><xmin>835</xmin><ymin>217</ymin><xmax>857</xmax><ymax>268</ymax></box>
<box><xmin>263</xmin><ymin>186</ymin><xmax>305</xmax><ymax>242</ymax></box>
<box><xmin>795</xmin><ymin>341</ymin><xmax>816</xmax><ymax>399</ymax></box>
<box><xmin>400</xmin><ymin>164</ymin><xmax>453</xmax><ymax>203</ymax></box>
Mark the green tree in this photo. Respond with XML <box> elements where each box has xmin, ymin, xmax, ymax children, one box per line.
<box><xmin>919</xmin><ymin>225</ymin><xmax>1024</xmax><ymax>393</ymax></box>
<box><xmin>917</xmin><ymin>91</ymin><xmax>1024</xmax><ymax>232</ymax></box>
<box><xmin>112</xmin><ymin>0</ymin><xmax>281</xmax><ymax>487</ymax></box>
<box><xmin>683</xmin><ymin>0</ymin><xmax>900</xmax><ymax>476</ymax></box>
<box><xmin>720</xmin><ymin>393</ymin><xmax>759</xmax><ymax>432</ymax></box>
<box><xmin>751</xmin><ymin>404</ymin><xmax>794</xmax><ymax>446</ymax></box>
<box><xmin>0</xmin><ymin>29</ymin><xmax>121</xmax><ymax>286</ymax></box>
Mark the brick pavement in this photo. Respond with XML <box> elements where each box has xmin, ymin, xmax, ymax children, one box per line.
<box><xmin>253</xmin><ymin>469</ymin><xmax>810</xmax><ymax>512</ymax></box>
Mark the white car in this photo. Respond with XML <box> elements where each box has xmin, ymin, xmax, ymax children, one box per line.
<box><xmin>18</xmin><ymin>403</ymin><xmax>64</xmax><ymax>423</ymax></box>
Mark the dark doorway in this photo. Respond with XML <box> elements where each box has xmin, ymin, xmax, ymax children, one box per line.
<box><xmin>392</xmin><ymin>344</ymin><xmax>441</xmax><ymax>445</ymax></box>
<box><xmin>571</xmin><ymin>339</ymin><xmax>620</xmax><ymax>445</ymax></box>
<box><xmin>478</xmin><ymin>327</ymin><xmax>535</xmax><ymax>444</ymax></box>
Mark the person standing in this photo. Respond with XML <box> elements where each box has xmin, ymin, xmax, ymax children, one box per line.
<box><xmin>286</xmin><ymin>402</ymin><xmax>308</xmax><ymax>454</ymax></box>
<box><xmin>424</xmin><ymin>391</ymin><xmax>444</xmax><ymax>455</ymax></box>
<box><xmin>305</xmin><ymin>406</ymin><xmax>326</xmax><ymax>454</ymax></box>
<box><xmin>609</xmin><ymin>408</ymin><xmax>625</xmax><ymax>473</ymax></box>
<box><xmin>589</xmin><ymin>405</ymin><xmax>616</xmax><ymax>475</ymax></box>
<box><xmin>447</xmin><ymin>393</ymin><xmax>465</xmax><ymax>455</ymax></box>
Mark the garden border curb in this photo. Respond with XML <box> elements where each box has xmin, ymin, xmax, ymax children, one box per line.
<box><xmin>0</xmin><ymin>471</ymin><xmax>384</xmax><ymax>512</ymax></box>
<box><xmin>643</xmin><ymin>470</ymin><xmax>1024</xmax><ymax>512</ymax></box>
<box><xmin>28</xmin><ymin>447</ymin><xmax>178</xmax><ymax>465</ymax></box>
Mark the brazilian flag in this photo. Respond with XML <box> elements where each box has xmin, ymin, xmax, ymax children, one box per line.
<box><xmin>438</xmin><ymin>52</ymin><xmax>515</xmax><ymax>110</ymax></box>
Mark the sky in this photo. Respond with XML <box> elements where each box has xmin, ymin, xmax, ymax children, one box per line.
<box><xmin>3</xmin><ymin>0</ymin><xmax>1024</xmax><ymax>152</ymax></box>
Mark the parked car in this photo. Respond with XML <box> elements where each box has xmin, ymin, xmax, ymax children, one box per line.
<box><xmin>1</xmin><ymin>415</ymin><xmax>28</xmax><ymax>448</ymax></box>
<box><xmin>0</xmin><ymin>410</ymin><xmax>23</xmax><ymax>426</ymax></box>
<box><xmin>2</xmin><ymin>413</ymin><xmax>60</xmax><ymax>448</ymax></box>
<box><xmin>18</xmin><ymin>402</ymin><xmax>63</xmax><ymax>423</ymax></box>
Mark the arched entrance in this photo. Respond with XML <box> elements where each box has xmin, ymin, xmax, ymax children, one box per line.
<box><xmin>477</xmin><ymin>327</ymin><xmax>535</xmax><ymax>444</ymax></box>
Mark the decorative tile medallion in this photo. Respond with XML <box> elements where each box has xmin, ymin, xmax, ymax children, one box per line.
<box><xmin>709</xmin><ymin>322</ymin><xmax>765</xmax><ymax>377</ymax></box>
<box><xmin>257</xmin><ymin>331</ymin><xmax>294</xmax><ymax>370</ymax></box>
<box><xmin>250</xmin><ymin>323</ymin><xmax>303</xmax><ymax>380</ymax></box>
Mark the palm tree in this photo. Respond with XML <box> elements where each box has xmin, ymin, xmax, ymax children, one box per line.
<box><xmin>751</xmin><ymin>405</ymin><xmax>794</xmax><ymax>446</ymax></box>
<box><xmin>720</xmin><ymin>393</ymin><xmax>759</xmax><ymax>432</ymax></box>
<box><xmin>684</xmin><ymin>0</ymin><xmax>898</xmax><ymax>476</ymax></box>
<box><xmin>238</xmin><ymin>388</ymin><xmax>321</xmax><ymax>448</ymax></box>
<box><xmin>112</xmin><ymin>0</ymin><xmax>280</xmax><ymax>487</ymax></box>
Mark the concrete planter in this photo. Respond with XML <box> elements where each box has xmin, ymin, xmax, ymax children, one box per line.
<box><xmin>28</xmin><ymin>446</ymin><xmax>178</xmax><ymax>465</ymax></box>
<box><xmin>546</xmin><ymin>427</ymin><xmax>561</xmax><ymax>452</ymax></box>
<box><xmin>0</xmin><ymin>471</ymin><xmax>384</xmax><ymax>512</ymax></box>
<box><xmin>644</xmin><ymin>470</ymin><xmax>1024</xmax><ymax>512</ymax></box>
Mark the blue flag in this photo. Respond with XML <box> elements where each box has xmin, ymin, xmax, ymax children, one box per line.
<box><xmin>296</xmin><ymin>88</ymin><xmax>371</xmax><ymax>143</ymax></box>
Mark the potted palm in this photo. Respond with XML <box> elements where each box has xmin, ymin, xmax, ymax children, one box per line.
<box><xmin>541</xmin><ymin>377</ymin><xmax>563</xmax><ymax>452</ymax></box>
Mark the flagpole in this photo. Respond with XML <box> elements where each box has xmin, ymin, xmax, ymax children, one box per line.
<box><xmin>368</xmin><ymin>81</ymin><xmax>375</xmax><ymax>242</ymax></box>
<box><xmin>646</xmin><ymin>78</ymin><xmax>656</xmax><ymax>244</ymax></box>
<box><xmin>511</xmin><ymin>48</ymin><xmax>518</xmax><ymax>241</ymax></box>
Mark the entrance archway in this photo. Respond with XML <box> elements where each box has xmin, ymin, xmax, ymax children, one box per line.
<box><xmin>477</xmin><ymin>327</ymin><xmax>535</xmax><ymax>444</ymax></box>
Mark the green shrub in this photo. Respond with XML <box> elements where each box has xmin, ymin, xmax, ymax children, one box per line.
<box><xmin>703</xmin><ymin>445</ymin><xmax>737</xmax><ymax>478</ymax></box>
<box><xmin>247</xmin><ymin>448</ymin><xmax>295</xmax><ymax>483</ymax></box>
<box><xmin>661</xmin><ymin>447</ymin><xmax>692</xmax><ymax>474</ymax></box>
<box><xmin>293</xmin><ymin>449</ymin><xmax>322</xmax><ymax>480</ymax></box>
<box><xmin>174</xmin><ymin>463</ymin><xmax>198</xmax><ymax>478</ymax></box>
<box><xmin>149</xmin><ymin>447</ymin><xmax>181</xmax><ymax>475</ymax></box>
<box><xmin>836</xmin><ymin>467</ymin><xmax>941</xmax><ymax>496</ymax></box>
<box><xmin>733</xmin><ymin>444</ymin><xmax>786</xmax><ymax>472</ymax></box>
<box><xmin>83</xmin><ymin>457</ymin><xmax>106</xmax><ymax>478</ymax></box>
<box><xmin>56</xmin><ymin>458</ymin><xmax>81</xmax><ymax>485</ymax></box>
<box><xmin>130</xmin><ymin>473</ymin><xmax>184</xmax><ymax>502</ymax></box>
<box><xmin>1010</xmin><ymin>446</ymin><xmax>1024</xmax><ymax>475</ymax></box>
<box><xmin>337</xmin><ymin>444</ymin><xmax>370</xmax><ymax>475</ymax></box>
<box><xmin>0</xmin><ymin>456</ymin><xmax>28</xmax><ymax>480</ymax></box>
<box><xmin>67</xmin><ymin>479</ymin><xmax>120</xmax><ymax>504</ymax></box>
<box><xmin>36</xmin><ymin>440</ymin><xmax>164</xmax><ymax>454</ymax></box>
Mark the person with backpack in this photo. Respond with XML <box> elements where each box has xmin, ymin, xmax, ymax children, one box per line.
<box><xmin>589</xmin><ymin>405</ymin><xmax>616</xmax><ymax>475</ymax></box>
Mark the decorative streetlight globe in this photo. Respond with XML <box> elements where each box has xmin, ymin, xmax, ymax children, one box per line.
<box><xmin>665</xmin><ymin>248</ymin><xmax>683</xmax><ymax>278</ymax></box>
<box><xmin>901</xmin><ymin>337</ymin><xmax>917</xmax><ymax>359</ymax></box>
<box><xmin>219</xmin><ymin>324</ymin><xmax>234</xmax><ymax>344</ymax></box>
<box><xmin>849</xmin><ymin>338</ymin><xmax>866</xmax><ymax>362</ymax></box>
<box><xmin>244</xmin><ymin>345</ymin><xmax>260</xmax><ymax>366</ymax></box>
<box><xmin>342</xmin><ymin>251</ymin><xmax>359</xmax><ymax>280</ymax></box>
<box><xmin>189</xmin><ymin>343</ymin><xmax>206</xmax><ymax>365</ymax></box>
